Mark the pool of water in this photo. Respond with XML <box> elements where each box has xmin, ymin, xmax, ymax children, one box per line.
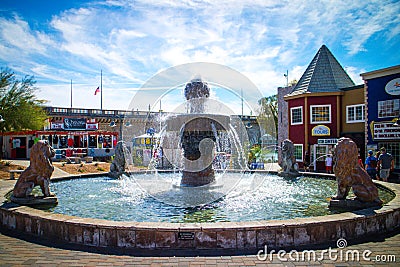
<box><xmin>49</xmin><ymin>173</ymin><xmax>394</xmax><ymax>223</ymax></box>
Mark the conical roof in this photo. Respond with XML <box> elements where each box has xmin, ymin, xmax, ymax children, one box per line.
<box><xmin>287</xmin><ymin>45</ymin><xmax>355</xmax><ymax>97</ymax></box>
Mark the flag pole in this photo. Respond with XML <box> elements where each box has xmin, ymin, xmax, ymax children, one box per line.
<box><xmin>70</xmin><ymin>79</ymin><xmax>73</xmax><ymax>108</ymax></box>
<box><xmin>100</xmin><ymin>70</ymin><xmax>103</xmax><ymax>111</ymax></box>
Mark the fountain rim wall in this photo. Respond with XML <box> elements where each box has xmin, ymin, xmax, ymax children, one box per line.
<box><xmin>1</xmin><ymin>171</ymin><xmax>400</xmax><ymax>253</ymax></box>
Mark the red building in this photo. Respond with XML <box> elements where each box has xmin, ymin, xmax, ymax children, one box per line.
<box><xmin>284</xmin><ymin>45</ymin><xmax>360</xmax><ymax>171</ymax></box>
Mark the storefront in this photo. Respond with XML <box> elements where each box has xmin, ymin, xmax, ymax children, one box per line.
<box><xmin>3</xmin><ymin>117</ymin><xmax>119</xmax><ymax>161</ymax></box>
<box><xmin>362</xmin><ymin>65</ymin><xmax>400</xmax><ymax>177</ymax></box>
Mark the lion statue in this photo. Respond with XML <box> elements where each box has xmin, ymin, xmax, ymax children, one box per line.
<box><xmin>13</xmin><ymin>140</ymin><xmax>55</xmax><ymax>198</ymax></box>
<box><xmin>332</xmin><ymin>137</ymin><xmax>382</xmax><ymax>204</ymax></box>
<box><xmin>279</xmin><ymin>139</ymin><xmax>299</xmax><ymax>176</ymax></box>
<box><xmin>109</xmin><ymin>141</ymin><xmax>132</xmax><ymax>178</ymax></box>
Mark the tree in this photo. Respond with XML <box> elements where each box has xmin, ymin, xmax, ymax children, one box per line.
<box><xmin>258</xmin><ymin>95</ymin><xmax>278</xmax><ymax>135</ymax></box>
<box><xmin>0</xmin><ymin>68</ymin><xmax>48</xmax><ymax>132</ymax></box>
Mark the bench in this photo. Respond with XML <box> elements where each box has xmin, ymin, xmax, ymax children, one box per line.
<box><xmin>9</xmin><ymin>169</ymin><xmax>24</xmax><ymax>180</ymax></box>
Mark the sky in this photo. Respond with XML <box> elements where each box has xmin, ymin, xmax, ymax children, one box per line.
<box><xmin>0</xmin><ymin>0</ymin><xmax>399</xmax><ymax>115</ymax></box>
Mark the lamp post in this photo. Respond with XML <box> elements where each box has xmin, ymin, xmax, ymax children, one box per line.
<box><xmin>0</xmin><ymin>115</ymin><xmax>5</xmax><ymax>160</ymax></box>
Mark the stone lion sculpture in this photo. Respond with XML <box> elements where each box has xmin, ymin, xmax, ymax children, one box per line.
<box><xmin>332</xmin><ymin>137</ymin><xmax>382</xmax><ymax>204</ymax></box>
<box><xmin>279</xmin><ymin>139</ymin><xmax>299</xmax><ymax>176</ymax></box>
<box><xmin>109</xmin><ymin>141</ymin><xmax>132</xmax><ymax>178</ymax></box>
<box><xmin>13</xmin><ymin>140</ymin><xmax>55</xmax><ymax>198</ymax></box>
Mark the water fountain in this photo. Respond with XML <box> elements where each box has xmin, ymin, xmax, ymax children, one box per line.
<box><xmin>1</xmin><ymin>63</ymin><xmax>399</xmax><ymax>253</ymax></box>
<box><xmin>165</xmin><ymin>78</ymin><xmax>231</xmax><ymax>186</ymax></box>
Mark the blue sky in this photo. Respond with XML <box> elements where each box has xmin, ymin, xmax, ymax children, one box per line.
<box><xmin>0</xmin><ymin>0</ymin><xmax>399</xmax><ymax>114</ymax></box>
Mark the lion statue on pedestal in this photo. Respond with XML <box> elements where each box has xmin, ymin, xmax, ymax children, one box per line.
<box><xmin>13</xmin><ymin>140</ymin><xmax>55</xmax><ymax>198</ymax></box>
<box><xmin>109</xmin><ymin>141</ymin><xmax>132</xmax><ymax>179</ymax></box>
<box><xmin>332</xmin><ymin>137</ymin><xmax>382</xmax><ymax>204</ymax></box>
<box><xmin>279</xmin><ymin>139</ymin><xmax>299</xmax><ymax>177</ymax></box>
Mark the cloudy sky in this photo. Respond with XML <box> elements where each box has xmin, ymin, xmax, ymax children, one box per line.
<box><xmin>0</xmin><ymin>0</ymin><xmax>399</xmax><ymax>114</ymax></box>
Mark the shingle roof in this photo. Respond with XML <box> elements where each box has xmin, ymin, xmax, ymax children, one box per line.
<box><xmin>287</xmin><ymin>45</ymin><xmax>355</xmax><ymax>97</ymax></box>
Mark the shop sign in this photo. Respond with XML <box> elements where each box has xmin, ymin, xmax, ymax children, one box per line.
<box><xmin>385</xmin><ymin>78</ymin><xmax>400</xmax><ymax>95</ymax></box>
<box><xmin>312</xmin><ymin>125</ymin><xmax>330</xmax><ymax>136</ymax></box>
<box><xmin>317</xmin><ymin>138</ymin><xmax>338</xmax><ymax>145</ymax></box>
<box><xmin>64</xmin><ymin>118</ymin><xmax>86</xmax><ymax>130</ymax></box>
<box><xmin>373</xmin><ymin>122</ymin><xmax>400</xmax><ymax>140</ymax></box>
<box><xmin>50</xmin><ymin>122</ymin><xmax>64</xmax><ymax>130</ymax></box>
<box><xmin>86</xmin><ymin>123</ymin><xmax>98</xmax><ymax>130</ymax></box>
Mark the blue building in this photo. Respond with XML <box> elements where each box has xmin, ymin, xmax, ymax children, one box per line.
<box><xmin>361</xmin><ymin>65</ymin><xmax>400</xmax><ymax>175</ymax></box>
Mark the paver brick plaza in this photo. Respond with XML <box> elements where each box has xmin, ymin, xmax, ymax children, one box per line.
<box><xmin>0</xmin><ymin>227</ymin><xmax>399</xmax><ymax>266</ymax></box>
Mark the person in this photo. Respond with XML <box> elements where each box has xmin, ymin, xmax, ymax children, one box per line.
<box><xmin>365</xmin><ymin>150</ymin><xmax>378</xmax><ymax>180</ymax></box>
<box><xmin>325</xmin><ymin>154</ymin><xmax>333</xmax><ymax>174</ymax></box>
<box><xmin>358</xmin><ymin>154</ymin><xmax>364</xmax><ymax>168</ymax></box>
<box><xmin>375</xmin><ymin>151</ymin><xmax>381</xmax><ymax>180</ymax></box>
<box><xmin>377</xmin><ymin>147</ymin><xmax>394</xmax><ymax>182</ymax></box>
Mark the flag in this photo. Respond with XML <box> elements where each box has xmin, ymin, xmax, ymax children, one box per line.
<box><xmin>94</xmin><ymin>86</ymin><xmax>100</xmax><ymax>95</ymax></box>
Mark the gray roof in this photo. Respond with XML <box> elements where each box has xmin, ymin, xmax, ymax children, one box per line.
<box><xmin>287</xmin><ymin>45</ymin><xmax>355</xmax><ymax>97</ymax></box>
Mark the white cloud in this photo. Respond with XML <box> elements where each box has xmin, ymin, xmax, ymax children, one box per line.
<box><xmin>0</xmin><ymin>0</ymin><xmax>398</xmax><ymax>112</ymax></box>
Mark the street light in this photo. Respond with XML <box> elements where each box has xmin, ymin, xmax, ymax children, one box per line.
<box><xmin>0</xmin><ymin>115</ymin><xmax>4</xmax><ymax>160</ymax></box>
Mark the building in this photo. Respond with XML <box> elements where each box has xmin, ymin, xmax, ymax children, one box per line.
<box><xmin>283</xmin><ymin>45</ymin><xmax>364</xmax><ymax>171</ymax></box>
<box><xmin>2</xmin><ymin>106</ymin><xmax>260</xmax><ymax>162</ymax></box>
<box><xmin>361</xmin><ymin>65</ymin><xmax>400</xmax><ymax>174</ymax></box>
<box><xmin>277</xmin><ymin>85</ymin><xmax>295</xmax><ymax>163</ymax></box>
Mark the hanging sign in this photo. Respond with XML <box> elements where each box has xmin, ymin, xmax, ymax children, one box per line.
<box><xmin>317</xmin><ymin>138</ymin><xmax>338</xmax><ymax>145</ymax></box>
<box><xmin>64</xmin><ymin>118</ymin><xmax>86</xmax><ymax>130</ymax></box>
<box><xmin>312</xmin><ymin>125</ymin><xmax>330</xmax><ymax>136</ymax></box>
<box><xmin>385</xmin><ymin>78</ymin><xmax>400</xmax><ymax>95</ymax></box>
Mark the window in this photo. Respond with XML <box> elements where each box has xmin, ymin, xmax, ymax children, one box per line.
<box><xmin>294</xmin><ymin>144</ymin><xmax>303</xmax><ymax>162</ymax></box>
<box><xmin>347</xmin><ymin>104</ymin><xmax>365</xmax><ymax>123</ymax></box>
<box><xmin>378</xmin><ymin>99</ymin><xmax>400</xmax><ymax>118</ymax></box>
<box><xmin>290</xmin><ymin>106</ymin><xmax>303</xmax><ymax>125</ymax></box>
<box><xmin>311</xmin><ymin>105</ymin><xmax>331</xmax><ymax>124</ymax></box>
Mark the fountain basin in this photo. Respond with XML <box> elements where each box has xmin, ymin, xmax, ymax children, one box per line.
<box><xmin>1</xmin><ymin>171</ymin><xmax>399</xmax><ymax>253</ymax></box>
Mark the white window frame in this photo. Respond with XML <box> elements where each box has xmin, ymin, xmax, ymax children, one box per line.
<box><xmin>346</xmin><ymin>104</ymin><xmax>365</xmax><ymax>123</ymax></box>
<box><xmin>290</xmin><ymin>106</ymin><xmax>303</xmax><ymax>125</ymax></box>
<box><xmin>294</xmin><ymin>144</ymin><xmax>303</xmax><ymax>162</ymax></box>
<box><xmin>310</xmin><ymin>104</ymin><xmax>331</xmax><ymax>124</ymax></box>
<box><xmin>378</xmin><ymin>99</ymin><xmax>400</xmax><ymax>118</ymax></box>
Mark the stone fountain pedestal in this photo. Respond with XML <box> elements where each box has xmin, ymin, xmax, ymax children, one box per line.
<box><xmin>166</xmin><ymin>114</ymin><xmax>230</xmax><ymax>187</ymax></box>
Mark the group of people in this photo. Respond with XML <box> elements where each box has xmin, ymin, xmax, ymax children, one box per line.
<box><xmin>364</xmin><ymin>147</ymin><xmax>395</xmax><ymax>182</ymax></box>
<box><xmin>322</xmin><ymin>147</ymin><xmax>395</xmax><ymax>182</ymax></box>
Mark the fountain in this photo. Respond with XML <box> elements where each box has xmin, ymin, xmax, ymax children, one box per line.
<box><xmin>1</xmin><ymin>63</ymin><xmax>399</xmax><ymax>254</ymax></box>
<box><xmin>165</xmin><ymin>78</ymin><xmax>231</xmax><ymax>187</ymax></box>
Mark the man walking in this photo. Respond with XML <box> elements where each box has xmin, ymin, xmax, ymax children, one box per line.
<box><xmin>365</xmin><ymin>150</ymin><xmax>378</xmax><ymax>180</ymax></box>
<box><xmin>377</xmin><ymin>147</ymin><xmax>394</xmax><ymax>182</ymax></box>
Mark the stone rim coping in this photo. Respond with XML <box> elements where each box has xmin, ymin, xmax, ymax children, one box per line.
<box><xmin>1</xmin><ymin>171</ymin><xmax>399</xmax><ymax>251</ymax></box>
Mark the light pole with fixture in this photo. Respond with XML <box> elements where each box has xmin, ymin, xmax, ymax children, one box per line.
<box><xmin>0</xmin><ymin>115</ymin><xmax>5</xmax><ymax>160</ymax></box>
